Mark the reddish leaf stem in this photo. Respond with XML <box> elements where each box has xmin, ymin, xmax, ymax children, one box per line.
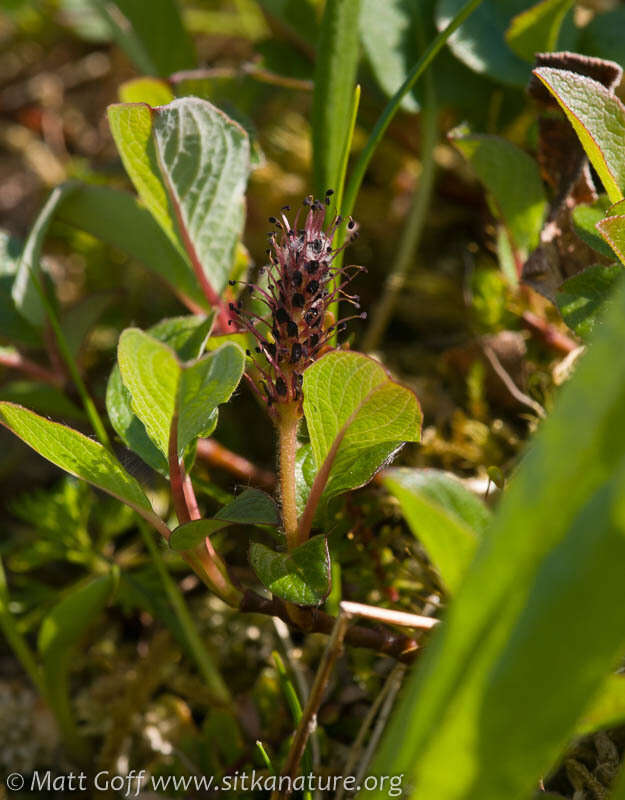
<box><xmin>196</xmin><ymin>438</ymin><xmax>275</xmax><ymax>490</ymax></box>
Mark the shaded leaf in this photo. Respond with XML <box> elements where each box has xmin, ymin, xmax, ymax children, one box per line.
<box><xmin>505</xmin><ymin>0</ymin><xmax>574</xmax><ymax>63</ymax></box>
<box><xmin>88</xmin><ymin>0</ymin><xmax>195</xmax><ymax>76</ymax></box>
<box><xmin>0</xmin><ymin>232</ymin><xmax>41</xmax><ymax>347</ymax></box>
<box><xmin>169</xmin><ymin>519</ymin><xmax>230</xmax><ymax>552</ymax></box>
<box><xmin>383</xmin><ymin>467</ymin><xmax>490</xmax><ymax>593</ymax></box>
<box><xmin>61</xmin><ymin>292</ymin><xmax>114</xmax><ymax>359</ymax></box>
<box><xmin>435</xmin><ymin>0</ymin><xmax>530</xmax><ymax>86</ymax></box>
<box><xmin>250</xmin><ymin>537</ymin><xmax>331</xmax><ymax>605</ymax></box>
<box><xmin>556</xmin><ymin>264</ymin><xmax>623</xmax><ymax>341</ymax></box>
<box><xmin>451</xmin><ymin>132</ymin><xmax>547</xmax><ymax>254</ymax></box>
<box><xmin>12</xmin><ymin>184</ymin><xmax>75</xmax><ymax>328</ymax></box>
<box><xmin>302</xmin><ymin>351</ymin><xmax>422</xmax><ymax>499</ymax></box>
<box><xmin>578</xmin><ymin>7</ymin><xmax>625</xmax><ymax>67</ymax></box>
<box><xmin>215</xmin><ymin>488</ymin><xmax>280</xmax><ymax>526</ymax></box>
<box><xmin>572</xmin><ymin>198</ymin><xmax>617</xmax><ymax>260</ymax></box>
<box><xmin>0</xmin><ymin>381</ymin><xmax>85</xmax><ymax>421</ymax></box>
<box><xmin>534</xmin><ymin>67</ymin><xmax>625</xmax><ymax>204</ymax></box>
<box><xmin>57</xmin><ymin>183</ymin><xmax>208</xmax><ymax>310</ymax></box>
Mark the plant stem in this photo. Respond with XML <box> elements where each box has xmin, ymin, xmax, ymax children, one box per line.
<box><xmin>196</xmin><ymin>437</ymin><xmax>275</xmax><ymax>490</ymax></box>
<box><xmin>137</xmin><ymin>519</ymin><xmax>231</xmax><ymax>705</ymax></box>
<box><xmin>240</xmin><ymin>590</ymin><xmax>419</xmax><ymax>662</ymax></box>
<box><xmin>341</xmin><ymin>0</ymin><xmax>484</xmax><ymax>223</ymax></box>
<box><xmin>277</xmin><ymin>405</ymin><xmax>300</xmax><ymax>550</ymax></box>
<box><xmin>0</xmin><ymin>347</ymin><xmax>63</xmax><ymax>387</ymax></box>
<box><xmin>363</xmin><ymin>67</ymin><xmax>438</xmax><ymax>351</ymax></box>
<box><xmin>272</xmin><ymin>611</ymin><xmax>350</xmax><ymax>799</ymax></box>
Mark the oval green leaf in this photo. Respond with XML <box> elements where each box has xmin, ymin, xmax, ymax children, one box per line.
<box><xmin>215</xmin><ymin>488</ymin><xmax>280</xmax><ymax>526</ymax></box>
<box><xmin>169</xmin><ymin>519</ymin><xmax>231</xmax><ymax>552</ymax></box>
<box><xmin>302</xmin><ymin>351</ymin><xmax>422</xmax><ymax>500</ymax></box>
<box><xmin>249</xmin><ymin>537</ymin><xmax>331</xmax><ymax>606</ymax></box>
<box><xmin>383</xmin><ymin>467</ymin><xmax>490</xmax><ymax>593</ymax></box>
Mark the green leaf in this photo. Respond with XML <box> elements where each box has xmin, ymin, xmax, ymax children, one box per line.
<box><xmin>250</xmin><ymin>537</ymin><xmax>331</xmax><ymax>605</ymax></box>
<box><xmin>0</xmin><ymin>381</ymin><xmax>85</xmax><ymax>421</ymax></box>
<box><xmin>369</xmin><ymin>280</ymin><xmax>625</xmax><ymax>800</ymax></box>
<box><xmin>436</xmin><ymin>0</ymin><xmax>530</xmax><ymax>86</ymax></box>
<box><xmin>88</xmin><ymin>0</ymin><xmax>195</xmax><ymax>77</ymax></box>
<box><xmin>56</xmin><ymin>184</ymin><xmax>209</xmax><ymax>310</ymax></box>
<box><xmin>597</xmin><ymin>215</ymin><xmax>625</xmax><ymax>268</ymax></box>
<box><xmin>107</xmin><ymin>315</ymin><xmax>214</xmax><ymax>472</ymax></box>
<box><xmin>575</xmin><ymin>674</ymin><xmax>625</xmax><ymax>737</ymax></box>
<box><xmin>451</xmin><ymin>132</ymin><xmax>547</xmax><ymax>254</ymax></box>
<box><xmin>0</xmin><ymin>402</ymin><xmax>156</xmax><ymax>518</ymax></box>
<box><xmin>556</xmin><ymin>264</ymin><xmax>623</xmax><ymax>341</ymax></box>
<box><xmin>0</xmin><ymin>232</ymin><xmax>41</xmax><ymax>347</ymax></box>
<box><xmin>303</xmin><ymin>351</ymin><xmax>422</xmax><ymax>500</ymax></box>
<box><xmin>534</xmin><ymin>67</ymin><xmax>625</xmax><ymax>204</ymax></box>
<box><xmin>107</xmin><ymin>98</ymin><xmax>251</xmax><ymax>297</ymax></box>
<box><xmin>119</xmin><ymin>76</ymin><xmax>174</xmax><ymax>105</ymax></box>
<box><xmin>359</xmin><ymin>0</ymin><xmax>420</xmax><ymax>113</ymax></box>
<box><xmin>383</xmin><ymin>467</ymin><xmax>490</xmax><ymax>593</ymax></box>
<box><xmin>117</xmin><ymin>328</ymin><xmax>244</xmax><ymax>458</ymax></box>
<box><xmin>215</xmin><ymin>488</ymin><xmax>280</xmax><ymax>526</ymax></box>
<box><xmin>12</xmin><ymin>184</ymin><xmax>76</xmax><ymax>328</ymax></box>
<box><xmin>169</xmin><ymin>519</ymin><xmax>230</xmax><ymax>552</ymax></box>
<box><xmin>38</xmin><ymin>571</ymin><xmax>116</xmax><ymax>763</ymax></box>
<box><xmin>359</xmin><ymin>0</ymin><xmax>496</xmax><ymax>122</ymax></box>
<box><xmin>38</xmin><ymin>572</ymin><xmax>116</xmax><ymax>656</ymax></box>
<box><xmin>311</xmin><ymin>0</ymin><xmax>361</xmax><ymax>198</ymax></box>
<box><xmin>572</xmin><ymin>198</ymin><xmax>617</xmax><ymax>259</ymax></box>
<box><xmin>505</xmin><ymin>0</ymin><xmax>574</xmax><ymax>63</ymax></box>
<box><xmin>577</xmin><ymin>7</ymin><xmax>625</xmax><ymax>67</ymax></box>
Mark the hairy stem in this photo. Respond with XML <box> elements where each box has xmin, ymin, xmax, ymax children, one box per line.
<box><xmin>277</xmin><ymin>404</ymin><xmax>300</xmax><ymax>550</ymax></box>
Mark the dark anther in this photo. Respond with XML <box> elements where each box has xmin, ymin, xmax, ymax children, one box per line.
<box><xmin>255</xmin><ymin>346</ymin><xmax>262</xmax><ymax>353</ymax></box>
<box><xmin>228</xmin><ymin>280</ymin><xmax>236</xmax><ymax>286</ymax></box>
<box><xmin>326</xmin><ymin>189</ymin><xmax>334</xmax><ymax>196</ymax></box>
<box><xmin>276</xmin><ymin>307</ymin><xmax>290</xmax><ymax>325</ymax></box>
<box><xmin>304</xmin><ymin>308</ymin><xmax>319</xmax><ymax>325</ymax></box>
<box><xmin>290</xmin><ymin>342</ymin><xmax>303</xmax><ymax>363</ymax></box>
<box><xmin>305</xmin><ymin>259</ymin><xmax>319</xmax><ymax>274</ymax></box>
<box><xmin>293</xmin><ymin>292</ymin><xmax>305</xmax><ymax>308</ymax></box>
<box><xmin>311</xmin><ymin>239</ymin><xmax>323</xmax><ymax>254</ymax></box>
<box><xmin>276</xmin><ymin>377</ymin><xmax>287</xmax><ymax>396</ymax></box>
<box><xmin>347</xmin><ymin>219</ymin><xmax>356</xmax><ymax>230</ymax></box>
<box><xmin>266</xmin><ymin>342</ymin><xmax>276</xmax><ymax>358</ymax></box>
<box><xmin>268</xmin><ymin>216</ymin><xmax>277</xmax><ymax>223</ymax></box>
<box><xmin>308</xmin><ymin>333</ymin><xmax>319</xmax><ymax>349</ymax></box>
<box><xmin>281</xmin><ymin>205</ymin><xmax>291</xmax><ymax>212</ymax></box>
<box><xmin>245</xmin><ymin>349</ymin><xmax>251</xmax><ymax>356</ymax></box>
<box><xmin>306</xmin><ymin>279</ymin><xmax>319</xmax><ymax>296</ymax></box>
<box><xmin>286</xmin><ymin>320</ymin><xmax>298</xmax><ymax>337</ymax></box>
<box><xmin>295</xmin><ymin>373</ymin><xmax>303</xmax><ymax>387</ymax></box>
<box><xmin>337</xmin><ymin>322</ymin><xmax>347</xmax><ymax>332</ymax></box>
<box><xmin>292</xmin><ymin>270</ymin><xmax>303</xmax><ymax>287</ymax></box>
